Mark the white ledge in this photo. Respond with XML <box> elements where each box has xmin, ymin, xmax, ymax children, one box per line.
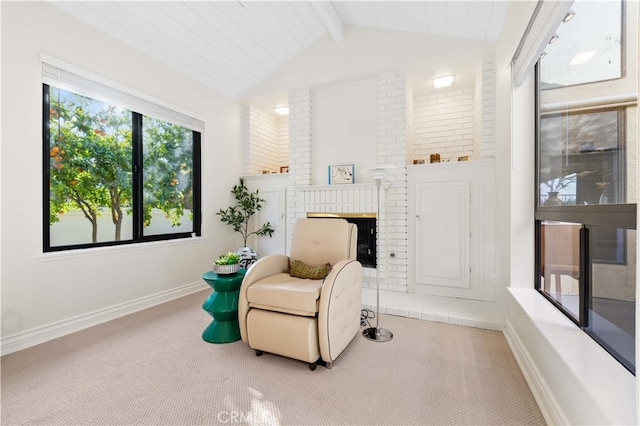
<box><xmin>292</xmin><ymin>183</ymin><xmax>391</xmax><ymax>191</ymax></box>
<box><xmin>504</xmin><ymin>288</ymin><xmax>636</xmax><ymax>425</ymax></box>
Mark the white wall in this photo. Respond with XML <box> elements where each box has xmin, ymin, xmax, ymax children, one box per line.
<box><xmin>244</xmin><ymin>25</ymin><xmax>492</xmax><ymax>100</ymax></box>
<box><xmin>0</xmin><ymin>2</ymin><xmax>243</xmax><ymax>352</ymax></box>
<box><xmin>312</xmin><ymin>78</ymin><xmax>378</xmax><ymax>185</ymax></box>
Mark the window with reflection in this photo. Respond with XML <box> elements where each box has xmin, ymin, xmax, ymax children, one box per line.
<box><xmin>539</xmin><ymin>222</ymin><xmax>582</xmax><ymax>320</ymax></box>
<box><xmin>538</xmin><ymin>109</ymin><xmax>625</xmax><ymax>206</ymax></box>
<box><xmin>534</xmin><ymin>0</ymin><xmax>637</xmax><ymax>374</ymax></box>
<box><xmin>540</xmin><ymin>0</ymin><xmax>622</xmax><ymax>87</ymax></box>
<box><xmin>588</xmin><ymin>226</ymin><xmax>636</xmax><ymax>373</ymax></box>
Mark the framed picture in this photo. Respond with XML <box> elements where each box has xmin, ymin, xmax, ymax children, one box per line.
<box><xmin>328</xmin><ymin>164</ymin><xmax>354</xmax><ymax>184</ymax></box>
<box><xmin>280</xmin><ymin>166</ymin><xmax>289</xmax><ymax>173</ymax></box>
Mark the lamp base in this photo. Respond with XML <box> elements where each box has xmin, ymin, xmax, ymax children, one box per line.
<box><xmin>362</xmin><ymin>327</ymin><xmax>393</xmax><ymax>342</ymax></box>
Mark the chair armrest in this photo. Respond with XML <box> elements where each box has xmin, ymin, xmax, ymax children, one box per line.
<box><xmin>238</xmin><ymin>254</ymin><xmax>290</xmax><ymax>342</ymax></box>
<box><xmin>318</xmin><ymin>259</ymin><xmax>363</xmax><ymax>362</ymax></box>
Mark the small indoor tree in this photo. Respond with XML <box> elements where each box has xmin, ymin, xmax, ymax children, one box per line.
<box><xmin>217</xmin><ymin>178</ymin><xmax>274</xmax><ymax>247</ymax></box>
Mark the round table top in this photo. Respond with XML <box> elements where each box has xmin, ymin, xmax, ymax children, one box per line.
<box><xmin>202</xmin><ymin>269</ymin><xmax>246</xmax><ymax>291</ymax></box>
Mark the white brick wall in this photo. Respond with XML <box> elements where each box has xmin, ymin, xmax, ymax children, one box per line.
<box><xmin>287</xmin><ymin>88</ymin><xmax>313</xmax><ymax>187</ymax></box>
<box><xmin>244</xmin><ymin>64</ymin><xmax>497</xmax><ymax>297</ymax></box>
<box><xmin>413</xmin><ymin>88</ymin><xmax>474</xmax><ymax>162</ymax></box>
<box><xmin>286</xmin><ymin>88</ymin><xmax>313</xmax><ymax>238</ymax></box>
<box><xmin>406</xmin><ymin>79</ymin><xmax>415</xmax><ymax>164</ymax></box>
<box><xmin>480</xmin><ymin>57</ymin><xmax>495</xmax><ymax>159</ymax></box>
<box><xmin>278</xmin><ymin>115</ymin><xmax>289</xmax><ymax>169</ymax></box>
<box><xmin>473</xmin><ymin>56</ymin><xmax>495</xmax><ymax>159</ymax></box>
<box><xmin>290</xmin><ymin>183</ymin><xmax>385</xmax><ymax>282</ymax></box>
<box><xmin>376</xmin><ymin>69</ymin><xmax>409</xmax><ymax>293</ymax></box>
<box><xmin>243</xmin><ymin>105</ymin><xmax>289</xmax><ymax>175</ymax></box>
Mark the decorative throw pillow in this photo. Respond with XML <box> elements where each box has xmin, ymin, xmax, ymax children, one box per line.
<box><xmin>289</xmin><ymin>259</ymin><xmax>332</xmax><ymax>280</ymax></box>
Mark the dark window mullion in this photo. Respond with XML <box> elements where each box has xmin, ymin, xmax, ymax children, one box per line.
<box><xmin>43</xmin><ymin>84</ymin><xmax>52</xmax><ymax>251</ymax></box>
<box><xmin>132</xmin><ymin>112</ymin><xmax>143</xmax><ymax>241</ymax></box>
<box><xmin>535</xmin><ymin>204</ymin><xmax>636</xmax><ymax>229</ymax></box>
<box><xmin>192</xmin><ymin>131</ymin><xmax>202</xmax><ymax>237</ymax></box>
<box><xmin>579</xmin><ymin>226</ymin><xmax>590</xmax><ymax>327</ymax></box>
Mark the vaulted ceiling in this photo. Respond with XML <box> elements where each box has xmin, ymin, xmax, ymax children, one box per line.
<box><xmin>52</xmin><ymin>1</ymin><xmax>510</xmax><ymax>100</ymax></box>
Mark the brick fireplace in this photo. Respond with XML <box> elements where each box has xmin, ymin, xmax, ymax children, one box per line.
<box><xmin>287</xmin><ymin>183</ymin><xmax>397</xmax><ymax>286</ymax></box>
<box><xmin>306</xmin><ymin>212</ymin><xmax>377</xmax><ymax>268</ymax></box>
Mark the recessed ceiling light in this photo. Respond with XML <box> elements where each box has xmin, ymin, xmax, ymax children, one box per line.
<box><xmin>570</xmin><ymin>51</ymin><xmax>596</xmax><ymax>66</ymax></box>
<box><xmin>273</xmin><ymin>105</ymin><xmax>289</xmax><ymax>115</ymax></box>
<box><xmin>549</xmin><ymin>33</ymin><xmax>559</xmax><ymax>44</ymax></box>
<box><xmin>432</xmin><ymin>75</ymin><xmax>454</xmax><ymax>88</ymax></box>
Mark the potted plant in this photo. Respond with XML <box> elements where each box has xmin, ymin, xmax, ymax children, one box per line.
<box><xmin>213</xmin><ymin>251</ymin><xmax>241</xmax><ymax>275</ymax></box>
<box><xmin>217</xmin><ymin>178</ymin><xmax>274</xmax><ymax>267</ymax></box>
<box><xmin>542</xmin><ymin>175</ymin><xmax>575</xmax><ymax>206</ymax></box>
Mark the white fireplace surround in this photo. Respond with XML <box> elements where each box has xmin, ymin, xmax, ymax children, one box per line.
<box><xmin>289</xmin><ymin>183</ymin><xmax>391</xmax><ymax>283</ymax></box>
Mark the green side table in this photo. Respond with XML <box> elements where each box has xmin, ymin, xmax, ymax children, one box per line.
<box><xmin>201</xmin><ymin>269</ymin><xmax>245</xmax><ymax>344</ymax></box>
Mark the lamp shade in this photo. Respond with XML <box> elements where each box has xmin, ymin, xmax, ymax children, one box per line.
<box><xmin>364</xmin><ymin>164</ymin><xmax>397</xmax><ymax>180</ymax></box>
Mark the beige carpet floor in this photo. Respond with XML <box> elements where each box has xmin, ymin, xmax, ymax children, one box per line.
<box><xmin>1</xmin><ymin>290</ymin><xmax>545</xmax><ymax>425</ymax></box>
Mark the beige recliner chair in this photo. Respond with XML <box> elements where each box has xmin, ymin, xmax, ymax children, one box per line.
<box><xmin>238</xmin><ymin>218</ymin><xmax>363</xmax><ymax>370</ymax></box>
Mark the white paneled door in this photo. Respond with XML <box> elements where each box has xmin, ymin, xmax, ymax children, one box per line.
<box><xmin>244</xmin><ymin>175</ymin><xmax>288</xmax><ymax>258</ymax></box>
<box><xmin>415</xmin><ymin>181</ymin><xmax>470</xmax><ymax>289</ymax></box>
<box><xmin>408</xmin><ymin>160</ymin><xmax>495</xmax><ymax>301</ymax></box>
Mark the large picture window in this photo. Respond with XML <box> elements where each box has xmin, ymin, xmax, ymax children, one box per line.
<box><xmin>535</xmin><ymin>0</ymin><xmax>637</xmax><ymax>374</ymax></box>
<box><xmin>43</xmin><ymin>66</ymin><xmax>201</xmax><ymax>251</ymax></box>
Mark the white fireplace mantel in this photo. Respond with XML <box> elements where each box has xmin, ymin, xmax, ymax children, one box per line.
<box><xmin>292</xmin><ymin>182</ymin><xmax>391</xmax><ymax>192</ymax></box>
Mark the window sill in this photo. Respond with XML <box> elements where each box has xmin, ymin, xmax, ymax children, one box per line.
<box><xmin>38</xmin><ymin>235</ymin><xmax>209</xmax><ymax>262</ymax></box>
<box><xmin>505</xmin><ymin>288</ymin><xmax>636</xmax><ymax>425</ymax></box>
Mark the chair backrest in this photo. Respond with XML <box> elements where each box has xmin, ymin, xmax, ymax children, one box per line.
<box><xmin>289</xmin><ymin>218</ymin><xmax>357</xmax><ymax>267</ymax></box>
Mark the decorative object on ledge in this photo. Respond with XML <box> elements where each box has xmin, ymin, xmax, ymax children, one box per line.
<box><xmin>361</xmin><ymin>164</ymin><xmax>397</xmax><ymax>343</ymax></box>
<box><xmin>413</xmin><ymin>159</ymin><xmax>425</xmax><ymax>165</ymax></box>
<box><xmin>458</xmin><ymin>156</ymin><xmax>469</xmax><ymax>162</ymax></box>
<box><xmin>430</xmin><ymin>153</ymin><xmax>441</xmax><ymax>163</ymax></box>
<box><xmin>280</xmin><ymin>166</ymin><xmax>289</xmax><ymax>173</ymax></box>
<box><xmin>328</xmin><ymin>164</ymin><xmax>354</xmax><ymax>184</ymax></box>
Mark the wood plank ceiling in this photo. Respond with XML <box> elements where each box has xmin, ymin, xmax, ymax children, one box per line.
<box><xmin>52</xmin><ymin>1</ymin><xmax>510</xmax><ymax>100</ymax></box>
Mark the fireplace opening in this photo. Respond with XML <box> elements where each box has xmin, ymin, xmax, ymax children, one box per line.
<box><xmin>306</xmin><ymin>213</ymin><xmax>376</xmax><ymax>268</ymax></box>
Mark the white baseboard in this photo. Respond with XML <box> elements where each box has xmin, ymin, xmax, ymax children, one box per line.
<box><xmin>1</xmin><ymin>281</ymin><xmax>208</xmax><ymax>356</ymax></box>
<box><xmin>504</xmin><ymin>319</ymin><xmax>568</xmax><ymax>426</ymax></box>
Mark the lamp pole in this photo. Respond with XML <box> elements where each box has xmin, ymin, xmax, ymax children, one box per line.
<box><xmin>363</xmin><ymin>167</ymin><xmax>394</xmax><ymax>342</ymax></box>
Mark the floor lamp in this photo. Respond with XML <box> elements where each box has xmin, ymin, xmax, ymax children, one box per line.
<box><xmin>362</xmin><ymin>164</ymin><xmax>395</xmax><ymax>342</ymax></box>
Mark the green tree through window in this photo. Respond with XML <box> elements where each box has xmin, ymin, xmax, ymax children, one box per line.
<box><xmin>142</xmin><ymin>116</ymin><xmax>193</xmax><ymax>236</ymax></box>
<box><xmin>44</xmin><ymin>85</ymin><xmax>200</xmax><ymax>250</ymax></box>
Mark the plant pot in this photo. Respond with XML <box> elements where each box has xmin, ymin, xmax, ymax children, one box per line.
<box><xmin>544</xmin><ymin>191</ymin><xmax>563</xmax><ymax>206</ymax></box>
<box><xmin>237</xmin><ymin>247</ymin><xmax>258</xmax><ymax>269</ymax></box>
<box><xmin>213</xmin><ymin>263</ymin><xmax>240</xmax><ymax>275</ymax></box>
